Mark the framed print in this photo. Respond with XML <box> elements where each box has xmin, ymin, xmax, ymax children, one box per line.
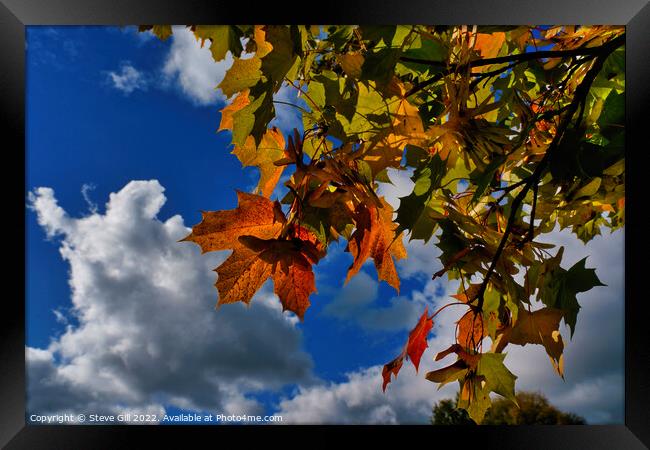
<box><xmin>1</xmin><ymin>0</ymin><xmax>648</xmax><ymax>448</ymax></box>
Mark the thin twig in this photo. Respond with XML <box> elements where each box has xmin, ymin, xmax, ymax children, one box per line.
<box><xmin>404</xmin><ymin>33</ymin><xmax>624</xmax><ymax>98</ymax></box>
<box><xmin>472</xmin><ymin>34</ymin><xmax>624</xmax><ymax>311</ymax></box>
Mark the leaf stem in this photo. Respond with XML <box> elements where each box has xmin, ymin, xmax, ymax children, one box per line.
<box><xmin>429</xmin><ymin>302</ymin><xmax>469</xmax><ymax>320</ymax></box>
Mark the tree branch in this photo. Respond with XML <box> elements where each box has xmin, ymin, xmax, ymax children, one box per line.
<box><xmin>404</xmin><ymin>33</ymin><xmax>625</xmax><ymax>98</ymax></box>
<box><xmin>472</xmin><ymin>34</ymin><xmax>624</xmax><ymax>311</ymax></box>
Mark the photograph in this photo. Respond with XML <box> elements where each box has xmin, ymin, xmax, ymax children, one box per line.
<box><xmin>22</xmin><ymin>24</ymin><xmax>627</xmax><ymax>428</ymax></box>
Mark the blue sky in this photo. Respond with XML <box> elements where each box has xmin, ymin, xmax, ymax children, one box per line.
<box><xmin>25</xmin><ymin>26</ymin><xmax>625</xmax><ymax>424</ymax></box>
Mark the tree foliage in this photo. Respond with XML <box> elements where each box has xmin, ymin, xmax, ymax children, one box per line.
<box><xmin>141</xmin><ymin>25</ymin><xmax>625</xmax><ymax>423</ymax></box>
<box><xmin>431</xmin><ymin>391</ymin><xmax>586</xmax><ymax>425</ymax></box>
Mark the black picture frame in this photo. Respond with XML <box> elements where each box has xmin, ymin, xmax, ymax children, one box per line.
<box><xmin>1</xmin><ymin>0</ymin><xmax>648</xmax><ymax>448</ymax></box>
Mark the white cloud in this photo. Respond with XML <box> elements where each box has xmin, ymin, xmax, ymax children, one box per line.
<box><xmin>269</xmin><ymin>82</ymin><xmax>306</xmax><ymax>135</ymax></box>
<box><xmin>162</xmin><ymin>26</ymin><xmax>232</xmax><ymax>106</ymax></box>
<box><xmin>80</xmin><ymin>183</ymin><xmax>97</xmax><ymax>214</ymax></box>
<box><xmin>377</xmin><ymin>167</ymin><xmax>415</xmax><ymax>212</ymax></box>
<box><xmin>278</xmin><ymin>280</ymin><xmax>461</xmax><ymax>424</ymax></box>
<box><xmin>323</xmin><ymin>270</ymin><xmax>447</xmax><ymax>332</ymax></box>
<box><xmin>26</xmin><ymin>180</ymin><xmax>314</xmax><ymax>421</ymax></box>
<box><xmin>106</xmin><ymin>63</ymin><xmax>148</xmax><ymax>95</ymax></box>
<box><xmin>277</xmin><ymin>364</ymin><xmax>458</xmax><ymax>424</ymax></box>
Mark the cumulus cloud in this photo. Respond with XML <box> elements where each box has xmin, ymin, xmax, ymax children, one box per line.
<box><xmin>269</xmin><ymin>82</ymin><xmax>306</xmax><ymax>135</ymax></box>
<box><xmin>278</xmin><ymin>279</ymin><xmax>461</xmax><ymax>424</ymax></box>
<box><xmin>323</xmin><ymin>270</ymin><xmax>447</xmax><ymax>332</ymax></box>
<box><xmin>106</xmin><ymin>27</ymin><xmax>231</xmax><ymax>105</ymax></box>
<box><xmin>162</xmin><ymin>26</ymin><xmax>233</xmax><ymax>106</ymax></box>
<box><xmin>377</xmin><ymin>167</ymin><xmax>415</xmax><ymax>212</ymax></box>
<box><xmin>106</xmin><ymin>63</ymin><xmax>148</xmax><ymax>95</ymax></box>
<box><xmin>26</xmin><ymin>181</ymin><xmax>314</xmax><ymax>421</ymax></box>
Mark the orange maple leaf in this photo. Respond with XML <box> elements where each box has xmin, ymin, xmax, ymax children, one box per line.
<box><xmin>182</xmin><ymin>192</ymin><xmax>323</xmax><ymax>319</ymax></box>
<box><xmin>219</xmin><ymin>89</ymin><xmax>250</xmax><ymax>132</ymax></box>
<box><xmin>382</xmin><ymin>308</ymin><xmax>433</xmax><ymax>391</ymax></box>
<box><xmin>181</xmin><ymin>191</ymin><xmax>284</xmax><ymax>253</ymax></box>
<box><xmin>474</xmin><ymin>32</ymin><xmax>506</xmax><ymax>59</ymax></box>
<box><xmin>456</xmin><ymin>310</ymin><xmax>487</xmax><ymax>349</ymax></box>
<box><xmin>346</xmin><ymin>198</ymin><xmax>407</xmax><ymax>292</ymax></box>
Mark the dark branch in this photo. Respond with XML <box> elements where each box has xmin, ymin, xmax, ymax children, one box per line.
<box><xmin>405</xmin><ymin>71</ymin><xmax>447</xmax><ymax>98</ymax></box>
<box><xmin>472</xmin><ymin>33</ymin><xmax>624</xmax><ymax>311</ymax></box>
<box><xmin>401</xmin><ymin>34</ymin><xmax>624</xmax><ymax>71</ymax></box>
<box><xmin>516</xmin><ymin>181</ymin><xmax>539</xmax><ymax>249</ymax></box>
<box><xmin>469</xmin><ymin>63</ymin><xmax>518</xmax><ymax>90</ymax></box>
<box><xmin>404</xmin><ymin>33</ymin><xmax>625</xmax><ymax>98</ymax></box>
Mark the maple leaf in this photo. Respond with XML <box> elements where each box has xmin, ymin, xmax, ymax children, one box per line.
<box><xmin>473</xmin><ymin>32</ymin><xmax>506</xmax><ymax>58</ymax></box>
<box><xmin>219</xmin><ymin>57</ymin><xmax>262</xmax><ymax>98</ymax></box>
<box><xmin>538</xmin><ymin>256</ymin><xmax>606</xmax><ymax>336</ymax></box>
<box><xmin>493</xmin><ymin>307</ymin><xmax>566</xmax><ymax>377</ymax></box>
<box><xmin>440</xmin><ymin>351</ymin><xmax>517</xmax><ymax>423</ymax></box>
<box><xmin>458</xmin><ymin>374</ymin><xmax>492</xmax><ymax>424</ymax></box>
<box><xmin>238</xmin><ymin>232</ymin><xmax>323</xmax><ymax>318</ymax></box>
<box><xmin>381</xmin><ymin>355</ymin><xmax>404</xmax><ymax>392</ymax></box>
<box><xmin>253</xmin><ymin>25</ymin><xmax>273</xmax><ymax>58</ymax></box>
<box><xmin>260</xmin><ymin>25</ymin><xmax>301</xmax><ymax>88</ymax></box>
<box><xmin>346</xmin><ymin>198</ymin><xmax>407</xmax><ymax>292</ymax></box>
<box><xmin>363</xmin><ymin>133</ymin><xmax>411</xmax><ymax>176</ymax></box>
<box><xmin>219</xmin><ymin>90</ymin><xmax>251</xmax><ymax>132</ymax></box>
<box><xmin>425</xmin><ymin>359</ymin><xmax>468</xmax><ymax>385</ymax></box>
<box><xmin>193</xmin><ymin>25</ymin><xmax>243</xmax><ymax>62</ymax></box>
<box><xmin>215</xmin><ymin>246</ymin><xmax>272</xmax><ymax>306</ymax></box>
<box><xmin>426</xmin><ymin>344</ymin><xmax>480</xmax><ymax>388</ymax></box>
<box><xmin>477</xmin><ymin>352</ymin><xmax>518</xmax><ymax>404</ymax></box>
<box><xmin>362</xmin><ymin>85</ymin><xmax>427</xmax><ymax>175</ymax></box>
<box><xmin>457</xmin><ymin>310</ymin><xmax>487</xmax><ymax>349</ymax></box>
<box><xmin>395</xmin><ymin>154</ymin><xmax>451</xmax><ymax>242</ymax></box>
<box><xmin>182</xmin><ymin>192</ymin><xmax>323</xmax><ymax>318</ymax></box>
<box><xmin>382</xmin><ymin>308</ymin><xmax>433</xmax><ymax>391</ymax></box>
<box><xmin>336</xmin><ymin>52</ymin><xmax>364</xmax><ymax>79</ymax></box>
<box><xmin>391</xmin><ymin>89</ymin><xmax>426</xmax><ymax>139</ymax></box>
<box><xmin>406</xmin><ymin>308</ymin><xmax>434</xmax><ymax>371</ymax></box>
<box><xmin>232</xmin><ymin>127</ymin><xmax>286</xmax><ymax>197</ymax></box>
<box><xmin>181</xmin><ymin>191</ymin><xmax>284</xmax><ymax>253</ymax></box>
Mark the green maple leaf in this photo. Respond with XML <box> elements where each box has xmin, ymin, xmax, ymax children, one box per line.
<box><xmin>261</xmin><ymin>26</ymin><xmax>301</xmax><ymax>90</ymax></box>
<box><xmin>477</xmin><ymin>353</ymin><xmax>518</xmax><ymax>404</ymax></box>
<box><xmin>539</xmin><ymin>256</ymin><xmax>606</xmax><ymax>336</ymax></box>
<box><xmin>457</xmin><ymin>377</ymin><xmax>492</xmax><ymax>424</ymax></box>
<box><xmin>396</xmin><ymin>155</ymin><xmax>447</xmax><ymax>241</ymax></box>
<box><xmin>219</xmin><ymin>57</ymin><xmax>262</xmax><ymax>98</ymax></box>
<box><xmin>361</xmin><ymin>47</ymin><xmax>401</xmax><ymax>87</ymax></box>
<box><xmin>194</xmin><ymin>25</ymin><xmax>243</xmax><ymax>62</ymax></box>
<box><xmin>231</xmin><ymin>83</ymin><xmax>275</xmax><ymax>147</ymax></box>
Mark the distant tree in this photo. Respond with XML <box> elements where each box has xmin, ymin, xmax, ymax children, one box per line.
<box><xmin>431</xmin><ymin>397</ymin><xmax>477</xmax><ymax>425</ymax></box>
<box><xmin>431</xmin><ymin>391</ymin><xmax>586</xmax><ymax>425</ymax></box>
